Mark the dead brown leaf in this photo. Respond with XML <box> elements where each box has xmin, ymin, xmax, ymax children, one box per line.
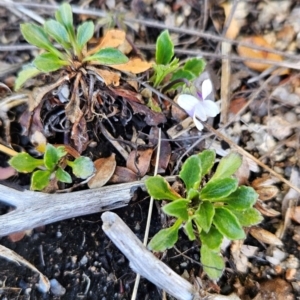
<box><xmin>88</xmin><ymin>153</ymin><xmax>116</xmax><ymax>189</ymax></box>
<box><xmin>87</xmin><ymin>29</ymin><xmax>126</xmax><ymax>56</ymax></box>
<box><xmin>86</xmin><ymin>66</ymin><xmax>120</xmax><ymax>86</ymax></box>
<box><xmin>127</xmin><ymin>148</ymin><xmax>154</xmax><ymax>177</ymax></box>
<box><xmin>70</xmin><ymin>117</ymin><xmax>89</xmax><ymax>154</ymax></box>
<box><xmin>256</xmin><ymin>185</ymin><xmax>279</xmax><ymax>201</ymax></box>
<box><xmin>290</xmin><ymin>206</ymin><xmax>300</xmax><ymax>224</ymax></box>
<box><xmin>111</xmin><ymin>57</ymin><xmax>153</xmax><ymax>74</ymax></box>
<box><xmin>237</xmin><ymin>36</ymin><xmax>284</xmax><ymax>72</ymax></box>
<box><xmin>249</xmin><ymin>227</ymin><xmax>283</xmax><ymax>246</ymax></box>
<box><xmin>109</xmin><ymin>166</ymin><xmax>138</xmax><ymax>184</ymax></box>
<box><xmin>255</xmin><ymin>201</ymin><xmax>281</xmax><ymax>217</ymax></box>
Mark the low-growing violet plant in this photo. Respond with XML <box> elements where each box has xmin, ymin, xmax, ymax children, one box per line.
<box><xmin>151</xmin><ymin>30</ymin><xmax>206</xmax><ymax>89</ymax></box>
<box><xmin>9</xmin><ymin>144</ymin><xmax>94</xmax><ymax>191</ymax></box>
<box><xmin>15</xmin><ymin>3</ymin><xmax>129</xmax><ymax>90</ymax></box>
<box><xmin>145</xmin><ymin>150</ymin><xmax>263</xmax><ymax>280</ymax></box>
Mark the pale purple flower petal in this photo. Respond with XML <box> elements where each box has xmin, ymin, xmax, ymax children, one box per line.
<box><xmin>177</xmin><ymin>94</ymin><xmax>199</xmax><ymax>117</ymax></box>
<box><xmin>193</xmin><ymin>114</ymin><xmax>204</xmax><ymax>131</ymax></box>
<box><xmin>194</xmin><ymin>102</ymin><xmax>208</xmax><ymax>121</ymax></box>
<box><xmin>202</xmin><ymin>79</ymin><xmax>213</xmax><ymax>100</ymax></box>
<box><xmin>201</xmin><ymin>100</ymin><xmax>220</xmax><ymax>117</ymax></box>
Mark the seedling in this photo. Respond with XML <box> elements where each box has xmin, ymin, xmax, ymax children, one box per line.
<box><xmin>145</xmin><ymin>150</ymin><xmax>263</xmax><ymax>280</ymax></box>
<box><xmin>9</xmin><ymin>144</ymin><xmax>94</xmax><ymax>191</ymax></box>
<box><xmin>151</xmin><ymin>30</ymin><xmax>206</xmax><ymax>89</ymax></box>
<box><xmin>15</xmin><ymin>3</ymin><xmax>129</xmax><ymax>90</ymax></box>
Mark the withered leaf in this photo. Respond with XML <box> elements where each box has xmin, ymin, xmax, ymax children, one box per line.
<box><xmin>111</xmin><ymin>57</ymin><xmax>153</xmax><ymax>74</ymax></box>
<box><xmin>71</xmin><ymin>117</ymin><xmax>89</xmax><ymax>154</ymax></box>
<box><xmin>109</xmin><ymin>166</ymin><xmax>138</xmax><ymax>183</ymax></box>
<box><xmin>88</xmin><ymin>153</ymin><xmax>116</xmax><ymax>188</ymax></box>
<box><xmin>87</xmin><ymin>66</ymin><xmax>120</xmax><ymax>86</ymax></box>
<box><xmin>249</xmin><ymin>227</ymin><xmax>283</xmax><ymax>246</ymax></box>
<box><xmin>127</xmin><ymin>148</ymin><xmax>154</xmax><ymax>177</ymax></box>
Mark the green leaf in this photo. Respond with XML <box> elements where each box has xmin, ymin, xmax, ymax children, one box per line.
<box><xmin>44</xmin><ymin>19</ymin><xmax>71</xmax><ymax>50</ymax></box>
<box><xmin>9</xmin><ymin>153</ymin><xmax>43</xmax><ymax>173</ymax></box>
<box><xmin>33</xmin><ymin>52</ymin><xmax>69</xmax><ymax>72</ymax></box>
<box><xmin>21</xmin><ymin>23</ymin><xmax>54</xmax><ymax>52</ymax></box>
<box><xmin>84</xmin><ymin>48</ymin><xmax>128</xmax><ymax>65</ymax></box>
<box><xmin>179</xmin><ymin>155</ymin><xmax>202</xmax><ymax>191</ymax></box>
<box><xmin>200</xmin><ymin>226</ymin><xmax>223</xmax><ymax>251</ymax></box>
<box><xmin>213</xmin><ymin>207</ymin><xmax>245</xmax><ymax>240</ymax></box>
<box><xmin>55</xmin><ymin>167</ymin><xmax>72</xmax><ymax>183</ymax></box>
<box><xmin>198</xmin><ymin>150</ymin><xmax>215</xmax><ymax>178</ymax></box>
<box><xmin>201</xmin><ymin>244</ymin><xmax>224</xmax><ymax>280</ymax></box>
<box><xmin>44</xmin><ymin>144</ymin><xmax>60</xmax><ymax>170</ymax></box>
<box><xmin>145</xmin><ymin>175</ymin><xmax>181</xmax><ymax>201</ymax></box>
<box><xmin>183</xmin><ymin>58</ymin><xmax>206</xmax><ymax>76</ymax></box>
<box><xmin>56</xmin><ymin>146</ymin><xmax>67</xmax><ymax>159</ymax></box>
<box><xmin>31</xmin><ymin>170</ymin><xmax>52</xmax><ymax>190</ymax></box>
<box><xmin>15</xmin><ymin>65</ymin><xmax>42</xmax><ymax>91</ymax></box>
<box><xmin>55</xmin><ymin>3</ymin><xmax>74</xmax><ymax>38</ymax></box>
<box><xmin>76</xmin><ymin>21</ymin><xmax>94</xmax><ymax>51</ymax></box>
<box><xmin>194</xmin><ymin>201</ymin><xmax>215</xmax><ymax>233</ymax></box>
<box><xmin>187</xmin><ymin>188</ymin><xmax>200</xmax><ymax>200</ymax></box>
<box><xmin>232</xmin><ymin>208</ymin><xmax>263</xmax><ymax>227</ymax></box>
<box><xmin>223</xmin><ymin>186</ymin><xmax>258</xmax><ymax>210</ymax></box>
<box><xmin>211</xmin><ymin>152</ymin><xmax>242</xmax><ymax>180</ymax></box>
<box><xmin>151</xmin><ymin>58</ymin><xmax>179</xmax><ymax>87</ymax></box>
<box><xmin>170</xmin><ymin>69</ymin><xmax>195</xmax><ymax>83</ymax></box>
<box><xmin>200</xmin><ymin>178</ymin><xmax>238</xmax><ymax>201</ymax></box>
<box><xmin>155</xmin><ymin>30</ymin><xmax>174</xmax><ymax>65</ymax></box>
<box><xmin>162</xmin><ymin>199</ymin><xmax>190</xmax><ymax>220</ymax></box>
<box><xmin>148</xmin><ymin>219</ymin><xmax>182</xmax><ymax>252</ymax></box>
<box><xmin>68</xmin><ymin>156</ymin><xmax>94</xmax><ymax>179</ymax></box>
<box><xmin>184</xmin><ymin>218</ymin><xmax>196</xmax><ymax>240</ymax></box>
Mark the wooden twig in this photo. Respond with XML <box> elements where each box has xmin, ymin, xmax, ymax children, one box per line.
<box><xmin>102</xmin><ymin>211</ymin><xmax>240</xmax><ymax>300</ymax></box>
<box><xmin>0</xmin><ymin>181</ymin><xmax>142</xmax><ymax>237</ymax></box>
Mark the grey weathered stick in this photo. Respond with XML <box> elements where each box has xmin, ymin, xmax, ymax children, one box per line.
<box><xmin>101</xmin><ymin>211</ymin><xmax>200</xmax><ymax>300</ymax></box>
<box><xmin>0</xmin><ymin>181</ymin><xmax>143</xmax><ymax>237</ymax></box>
<box><xmin>101</xmin><ymin>212</ymin><xmax>241</xmax><ymax>300</ymax></box>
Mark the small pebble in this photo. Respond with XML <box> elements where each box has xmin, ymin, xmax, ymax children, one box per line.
<box><xmin>56</xmin><ymin>231</ymin><xmax>62</xmax><ymax>238</ymax></box>
<box><xmin>50</xmin><ymin>279</ymin><xmax>66</xmax><ymax>296</ymax></box>
<box><xmin>80</xmin><ymin>255</ymin><xmax>88</xmax><ymax>265</ymax></box>
<box><xmin>286</xmin><ymin>268</ymin><xmax>297</xmax><ymax>281</ymax></box>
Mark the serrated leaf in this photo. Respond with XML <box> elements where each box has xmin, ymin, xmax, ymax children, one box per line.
<box><xmin>184</xmin><ymin>218</ymin><xmax>196</xmax><ymax>240</ymax></box>
<box><xmin>145</xmin><ymin>175</ymin><xmax>181</xmax><ymax>201</ymax></box>
<box><xmin>201</xmin><ymin>244</ymin><xmax>224</xmax><ymax>280</ymax></box>
<box><xmin>76</xmin><ymin>21</ymin><xmax>94</xmax><ymax>51</ymax></box>
<box><xmin>152</xmin><ymin>60</ymin><xmax>179</xmax><ymax>87</ymax></box>
<box><xmin>200</xmin><ymin>226</ymin><xmax>223</xmax><ymax>251</ymax></box>
<box><xmin>31</xmin><ymin>170</ymin><xmax>52</xmax><ymax>191</ymax></box>
<box><xmin>21</xmin><ymin>23</ymin><xmax>54</xmax><ymax>52</ymax></box>
<box><xmin>148</xmin><ymin>219</ymin><xmax>182</xmax><ymax>252</ymax></box>
<box><xmin>69</xmin><ymin>156</ymin><xmax>94</xmax><ymax>179</ymax></box>
<box><xmin>55</xmin><ymin>3</ymin><xmax>74</xmax><ymax>39</ymax></box>
<box><xmin>33</xmin><ymin>52</ymin><xmax>69</xmax><ymax>72</ymax></box>
<box><xmin>84</xmin><ymin>48</ymin><xmax>128</xmax><ymax>65</ymax></box>
<box><xmin>232</xmin><ymin>208</ymin><xmax>263</xmax><ymax>227</ymax></box>
<box><xmin>213</xmin><ymin>207</ymin><xmax>245</xmax><ymax>240</ymax></box>
<box><xmin>162</xmin><ymin>199</ymin><xmax>190</xmax><ymax>220</ymax></box>
<box><xmin>194</xmin><ymin>201</ymin><xmax>215</xmax><ymax>233</ymax></box>
<box><xmin>198</xmin><ymin>150</ymin><xmax>215</xmax><ymax>178</ymax></box>
<box><xmin>179</xmin><ymin>155</ymin><xmax>202</xmax><ymax>191</ymax></box>
<box><xmin>15</xmin><ymin>65</ymin><xmax>42</xmax><ymax>90</ymax></box>
<box><xmin>9</xmin><ymin>153</ymin><xmax>43</xmax><ymax>173</ymax></box>
<box><xmin>55</xmin><ymin>167</ymin><xmax>72</xmax><ymax>183</ymax></box>
<box><xmin>183</xmin><ymin>58</ymin><xmax>206</xmax><ymax>76</ymax></box>
<box><xmin>200</xmin><ymin>178</ymin><xmax>238</xmax><ymax>201</ymax></box>
<box><xmin>223</xmin><ymin>186</ymin><xmax>258</xmax><ymax>210</ymax></box>
<box><xmin>156</xmin><ymin>30</ymin><xmax>174</xmax><ymax>65</ymax></box>
<box><xmin>211</xmin><ymin>152</ymin><xmax>242</xmax><ymax>180</ymax></box>
<box><xmin>44</xmin><ymin>19</ymin><xmax>71</xmax><ymax>49</ymax></box>
<box><xmin>44</xmin><ymin>144</ymin><xmax>59</xmax><ymax>170</ymax></box>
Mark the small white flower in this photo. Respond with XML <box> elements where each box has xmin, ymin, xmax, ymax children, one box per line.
<box><xmin>177</xmin><ymin>79</ymin><xmax>220</xmax><ymax>131</ymax></box>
